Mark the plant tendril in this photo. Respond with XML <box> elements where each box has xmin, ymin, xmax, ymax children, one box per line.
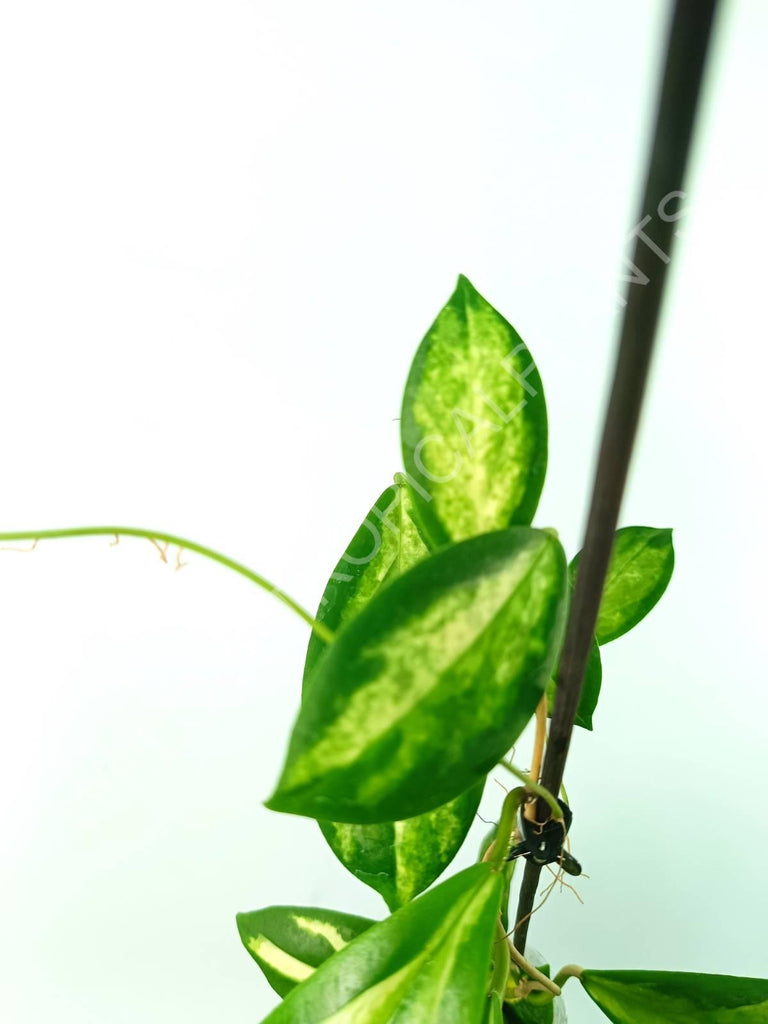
<box><xmin>0</xmin><ymin>526</ymin><xmax>334</xmax><ymax>644</ymax></box>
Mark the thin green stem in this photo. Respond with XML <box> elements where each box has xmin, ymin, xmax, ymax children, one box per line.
<box><xmin>524</xmin><ymin>964</ymin><xmax>581</xmax><ymax>1006</ymax></box>
<box><xmin>490</xmin><ymin>920</ymin><xmax>511</xmax><ymax>1000</ymax></box>
<box><xmin>499</xmin><ymin>760</ymin><xmax>563</xmax><ymax>822</ymax></box>
<box><xmin>552</xmin><ymin>964</ymin><xmax>583</xmax><ymax>989</ymax></box>
<box><xmin>0</xmin><ymin>526</ymin><xmax>334</xmax><ymax>644</ymax></box>
<box><xmin>487</xmin><ymin>787</ymin><xmax>525</xmax><ymax>870</ymax></box>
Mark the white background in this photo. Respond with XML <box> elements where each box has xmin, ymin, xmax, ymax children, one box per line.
<box><xmin>1</xmin><ymin>2</ymin><xmax>767</xmax><ymax>1021</ymax></box>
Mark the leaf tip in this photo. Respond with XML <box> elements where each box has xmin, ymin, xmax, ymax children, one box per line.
<box><xmin>454</xmin><ymin>273</ymin><xmax>479</xmax><ymax>302</ymax></box>
<box><xmin>263</xmin><ymin>789</ymin><xmax>287</xmax><ymax>815</ymax></box>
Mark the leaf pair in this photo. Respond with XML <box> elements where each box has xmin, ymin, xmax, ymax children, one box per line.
<box><xmin>268</xmin><ymin>277</ymin><xmax>560</xmax><ymax>905</ymax></box>
<box><xmin>301</xmin><ymin>480</ymin><xmax>483</xmax><ymax>909</ymax></box>
<box><xmin>300</xmin><ymin>482</ymin><xmax>464</xmax><ymax>909</ymax></box>
<box><xmin>243</xmin><ymin>865</ymin><xmax>503</xmax><ymax>1023</ymax></box>
<box><xmin>269</xmin><ymin>278</ymin><xmax>676</xmax><ymax>909</ymax></box>
<box><xmin>238</xmin><ymin>900</ymin><xmax>768</xmax><ymax>1024</ymax></box>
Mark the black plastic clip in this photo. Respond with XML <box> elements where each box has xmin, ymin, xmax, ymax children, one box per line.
<box><xmin>506</xmin><ymin>796</ymin><xmax>582</xmax><ymax>876</ymax></box>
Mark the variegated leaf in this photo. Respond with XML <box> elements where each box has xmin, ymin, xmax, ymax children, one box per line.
<box><xmin>259</xmin><ymin>864</ymin><xmax>503</xmax><ymax>1024</ymax></box>
<box><xmin>267</xmin><ymin>527</ymin><xmax>568</xmax><ymax>824</ymax></box>
<box><xmin>318</xmin><ymin>781</ymin><xmax>483</xmax><ymax>911</ymax></box>
<box><xmin>571</xmin><ymin>527</ymin><xmax>674</xmax><ymax>645</ymax></box>
<box><xmin>304</xmin><ymin>479</ymin><xmax>482</xmax><ymax>908</ymax></box>
<box><xmin>580</xmin><ymin>969</ymin><xmax>768</xmax><ymax>1023</ymax></box>
<box><xmin>303</xmin><ymin>477</ymin><xmax>431</xmax><ymax>688</ymax></box>
<box><xmin>236</xmin><ymin>906</ymin><xmax>374</xmax><ymax>998</ymax></box>
<box><xmin>401</xmin><ymin>275</ymin><xmax>547</xmax><ymax>549</ymax></box>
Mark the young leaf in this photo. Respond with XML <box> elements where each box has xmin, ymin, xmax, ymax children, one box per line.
<box><xmin>504</xmin><ymin>990</ymin><xmax>554</xmax><ymax>1024</ymax></box>
<box><xmin>580</xmin><ymin>969</ymin><xmax>768</xmax><ymax>1023</ymax></box>
<box><xmin>571</xmin><ymin>527</ymin><xmax>674</xmax><ymax>645</ymax></box>
<box><xmin>319</xmin><ymin>781</ymin><xmax>484</xmax><ymax>911</ymax></box>
<box><xmin>259</xmin><ymin>863</ymin><xmax>503</xmax><ymax>1024</ymax></box>
<box><xmin>401</xmin><ymin>275</ymin><xmax>547</xmax><ymax>548</ymax></box>
<box><xmin>236</xmin><ymin>906</ymin><xmax>374</xmax><ymax>998</ymax></box>
<box><xmin>303</xmin><ymin>478</ymin><xmax>430</xmax><ymax>687</ymax></box>
<box><xmin>546</xmin><ymin>637</ymin><xmax>602</xmax><ymax>731</ymax></box>
<box><xmin>503</xmin><ymin>951</ymin><xmax>567</xmax><ymax>1024</ymax></box>
<box><xmin>267</xmin><ymin>527</ymin><xmax>568</xmax><ymax>824</ymax></box>
<box><xmin>505</xmin><ymin>996</ymin><xmax>554</xmax><ymax>1024</ymax></box>
<box><xmin>304</xmin><ymin>479</ymin><xmax>481</xmax><ymax>908</ymax></box>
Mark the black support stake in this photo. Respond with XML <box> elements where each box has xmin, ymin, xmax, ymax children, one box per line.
<box><xmin>513</xmin><ymin>0</ymin><xmax>720</xmax><ymax>954</ymax></box>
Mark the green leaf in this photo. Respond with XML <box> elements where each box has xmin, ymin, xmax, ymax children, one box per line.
<box><xmin>236</xmin><ymin>906</ymin><xmax>374</xmax><ymax>998</ymax></box>
<box><xmin>259</xmin><ymin>863</ymin><xmax>503</xmax><ymax>1024</ymax></box>
<box><xmin>504</xmin><ymin>991</ymin><xmax>554</xmax><ymax>1024</ymax></box>
<box><xmin>580</xmin><ymin>969</ymin><xmax>768</xmax><ymax>1023</ymax></box>
<box><xmin>401</xmin><ymin>275</ymin><xmax>547</xmax><ymax>548</ymax></box>
<box><xmin>303</xmin><ymin>478</ymin><xmax>430</xmax><ymax>688</ymax></box>
<box><xmin>546</xmin><ymin>636</ymin><xmax>602</xmax><ymax>731</ymax></box>
<box><xmin>503</xmin><ymin>956</ymin><xmax>562</xmax><ymax>1024</ymax></box>
<box><xmin>304</xmin><ymin>479</ymin><xmax>481</xmax><ymax>908</ymax></box>
<box><xmin>267</xmin><ymin>527</ymin><xmax>568</xmax><ymax>824</ymax></box>
<box><xmin>319</xmin><ymin>781</ymin><xmax>484</xmax><ymax>911</ymax></box>
<box><xmin>571</xmin><ymin>527</ymin><xmax>674</xmax><ymax>645</ymax></box>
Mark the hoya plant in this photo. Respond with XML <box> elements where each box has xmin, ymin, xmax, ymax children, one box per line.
<box><xmin>2</xmin><ymin>2</ymin><xmax>764</xmax><ymax>1021</ymax></box>
<box><xmin>2</xmin><ymin>269</ymin><xmax>764</xmax><ymax>1021</ymax></box>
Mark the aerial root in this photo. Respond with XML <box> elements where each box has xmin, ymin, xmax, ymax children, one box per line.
<box><xmin>149</xmin><ymin>538</ymin><xmax>170</xmax><ymax>563</ymax></box>
<box><xmin>0</xmin><ymin>538</ymin><xmax>39</xmax><ymax>553</ymax></box>
<box><xmin>476</xmin><ymin>812</ymin><xmax>497</xmax><ymax>825</ymax></box>
<box><xmin>545</xmin><ymin>864</ymin><xmax>584</xmax><ymax>904</ymax></box>
<box><xmin>510</xmin><ymin>858</ymin><xmax>581</xmax><ymax>937</ymax></box>
<box><xmin>175</xmin><ymin>547</ymin><xmax>187</xmax><ymax>571</ymax></box>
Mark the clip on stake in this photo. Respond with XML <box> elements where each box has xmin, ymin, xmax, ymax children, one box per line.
<box><xmin>507</xmin><ymin>798</ymin><xmax>582</xmax><ymax>876</ymax></box>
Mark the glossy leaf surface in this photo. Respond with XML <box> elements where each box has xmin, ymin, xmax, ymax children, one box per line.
<box><xmin>236</xmin><ymin>906</ymin><xmax>374</xmax><ymax>998</ymax></box>
<box><xmin>571</xmin><ymin>527</ymin><xmax>674</xmax><ymax>645</ymax></box>
<box><xmin>581</xmin><ymin>969</ymin><xmax>768</xmax><ymax>1023</ymax></box>
<box><xmin>401</xmin><ymin>275</ymin><xmax>547</xmax><ymax>548</ymax></box>
<box><xmin>259</xmin><ymin>864</ymin><xmax>503</xmax><ymax>1024</ymax></box>
<box><xmin>304</xmin><ymin>479</ymin><xmax>481</xmax><ymax>907</ymax></box>
<box><xmin>268</xmin><ymin>528</ymin><xmax>568</xmax><ymax>824</ymax></box>
<box><xmin>319</xmin><ymin>782</ymin><xmax>484</xmax><ymax>910</ymax></box>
